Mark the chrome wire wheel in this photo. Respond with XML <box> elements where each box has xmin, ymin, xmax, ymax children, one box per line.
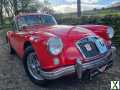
<box><xmin>27</xmin><ymin>52</ymin><xmax>44</xmax><ymax>80</ymax></box>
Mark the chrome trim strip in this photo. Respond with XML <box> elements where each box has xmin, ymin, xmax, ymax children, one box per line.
<box><xmin>40</xmin><ymin>65</ymin><xmax>75</xmax><ymax>80</ymax></box>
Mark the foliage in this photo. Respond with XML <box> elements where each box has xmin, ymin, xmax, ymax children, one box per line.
<box><xmin>40</xmin><ymin>0</ymin><xmax>55</xmax><ymax>14</ymax></box>
<box><xmin>0</xmin><ymin>0</ymin><xmax>55</xmax><ymax>29</ymax></box>
<box><xmin>0</xmin><ymin>0</ymin><xmax>4</xmax><ymax>26</ymax></box>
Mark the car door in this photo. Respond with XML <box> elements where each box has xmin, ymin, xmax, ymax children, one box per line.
<box><xmin>9</xmin><ymin>19</ymin><xmax>18</xmax><ymax>49</ymax></box>
<box><xmin>13</xmin><ymin>17</ymin><xmax>26</xmax><ymax>57</ymax></box>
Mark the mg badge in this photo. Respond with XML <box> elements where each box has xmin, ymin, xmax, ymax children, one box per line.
<box><xmin>84</xmin><ymin>44</ymin><xmax>92</xmax><ymax>51</ymax></box>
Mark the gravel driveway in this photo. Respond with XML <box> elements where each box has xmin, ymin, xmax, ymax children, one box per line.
<box><xmin>0</xmin><ymin>37</ymin><xmax>120</xmax><ymax>90</ymax></box>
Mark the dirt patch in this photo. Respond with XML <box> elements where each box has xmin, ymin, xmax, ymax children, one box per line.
<box><xmin>0</xmin><ymin>37</ymin><xmax>120</xmax><ymax>90</ymax></box>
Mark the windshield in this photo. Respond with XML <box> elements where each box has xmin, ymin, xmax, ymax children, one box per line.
<box><xmin>17</xmin><ymin>15</ymin><xmax>57</xmax><ymax>29</ymax></box>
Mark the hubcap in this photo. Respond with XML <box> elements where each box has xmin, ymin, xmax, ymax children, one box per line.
<box><xmin>27</xmin><ymin>52</ymin><xmax>44</xmax><ymax>80</ymax></box>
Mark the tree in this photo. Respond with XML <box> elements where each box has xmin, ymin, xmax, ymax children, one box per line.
<box><xmin>2</xmin><ymin>0</ymin><xmax>54</xmax><ymax>16</ymax></box>
<box><xmin>0</xmin><ymin>0</ymin><xmax>4</xmax><ymax>27</ymax></box>
<box><xmin>13</xmin><ymin>0</ymin><xmax>18</xmax><ymax>15</ymax></box>
<box><xmin>0</xmin><ymin>0</ymin><xmax>55</xmax><ymax>28</ymax></box>
<box><xmin>41</xmin><ymin>7</ymin><xmax>55</xmax><ymax>14</ymax></box>
<box><xmin>40</xmin><ymin>0</ymin><xmax>54</xmax><ymax>14</ymax></box>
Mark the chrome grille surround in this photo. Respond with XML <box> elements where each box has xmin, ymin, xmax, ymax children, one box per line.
<box><xmin>76</xmin><ymin>36</ymin><xmax>108</xmax><ymax>59</ymax></box>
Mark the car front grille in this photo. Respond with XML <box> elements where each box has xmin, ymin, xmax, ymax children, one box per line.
<box><xmin>76</xmin><ymin>36</ymin><xmax>108</xmax><ymax>59</ymax></box>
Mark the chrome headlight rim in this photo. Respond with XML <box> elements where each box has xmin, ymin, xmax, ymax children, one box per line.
<box><xmin>107</xmin><ymin>26</ymin><xmax>114</xmax><ymax>39</ymax></box>
<box><xmin>47</xmin><ymin>37</ymin><xmax>63</xmax><ymax>55</ymax></box>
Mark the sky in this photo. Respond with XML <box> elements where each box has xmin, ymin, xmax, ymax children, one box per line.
<box><xmin>39</xmin><ymin>0</ymin><xmax>120</xmax><ymax>13</ymax></box>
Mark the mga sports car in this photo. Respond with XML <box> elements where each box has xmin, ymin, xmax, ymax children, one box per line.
<box><xmin>6</xmin><ymin>13</ymin><xmax>116</xmax><ymax>85</ymax></box>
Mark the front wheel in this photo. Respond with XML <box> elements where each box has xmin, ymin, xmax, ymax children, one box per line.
<box><xmin>23</xmin><ymin>46</ymin><xmax>46</xmax><ymax>86</ymax></box>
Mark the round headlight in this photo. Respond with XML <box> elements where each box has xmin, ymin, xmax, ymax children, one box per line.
<box><xmin>47</xmin><ymin>37</ymin><xmax>63</xmax><ymax>55</ymax></box>
<box><xmin>107</xmin><ymin>27</ymin><xmax>114</xmax><ymax>39</ymax></box>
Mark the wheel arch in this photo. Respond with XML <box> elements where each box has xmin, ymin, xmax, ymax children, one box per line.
<box><xmin>24</xmin><ymin>41</ymin><xmax>32</xmax><ymax>51</ymax></box>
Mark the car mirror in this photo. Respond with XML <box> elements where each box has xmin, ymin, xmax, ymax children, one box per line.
<box><xmin>18</xmin><ymin>24</ymin><xmax>27</xmax><ymax>31</ymax></box>
<box><xmin>21</xmin><ymin>26</ymin><xmax>27</xmax><ymax>30</ymax></box>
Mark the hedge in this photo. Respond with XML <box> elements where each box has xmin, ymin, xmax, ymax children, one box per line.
<box><xmin>56</xmin><ymin>15</ymin><xmax>120</xmax><ymax>45</ymax></box>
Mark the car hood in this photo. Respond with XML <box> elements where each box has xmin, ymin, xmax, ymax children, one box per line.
<box><xmin>24</xmin><ymin>25</ymin><xmax>95</xmax><ymax>41</ymax></box>
<box><xmin>23</xmin><ymin>25</ymin><xmax>101</xmax><ymax>68</ymax></box>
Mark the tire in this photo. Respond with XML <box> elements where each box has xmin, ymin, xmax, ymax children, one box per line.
<box><xmin>7</xmin><ymin>41</ymin><xmax>15</xmax><ymax>54</ymax></box>
<box><xmin>82</xmin><ymin>70</ymin><xmax>92</xmax><ymax>81</ymax></box>
<box><xmin>23</xmin><ymin>46</ymin><xmax>47</xmax><ymax>86</ymax></box>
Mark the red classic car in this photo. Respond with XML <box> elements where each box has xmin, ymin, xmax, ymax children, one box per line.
<box><xmin>6</xmin><ymin>13</ymin><xmax>116</xmax><ymax>85</ymax></box>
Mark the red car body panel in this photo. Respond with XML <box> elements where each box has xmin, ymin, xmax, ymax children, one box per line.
<box><xmin>80</xmin><ymin>25</ymin><xmax>110</xmax><ymax>40</ymax></box>
<box><xmin>7</xmin><ymin>14</ymin><xmax>112</xmax><ymax>71</ymax></box>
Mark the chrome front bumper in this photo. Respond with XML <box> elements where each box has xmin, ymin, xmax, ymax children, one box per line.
<box><xmin>40</xmin><ymin>46</ymin><xmax>116</xmax><ymax>80</ymax></box>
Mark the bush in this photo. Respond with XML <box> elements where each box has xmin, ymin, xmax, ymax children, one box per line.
<box><xmin>56</xmin><ymin>15</ymin><xmax>120</xmax><ymax>45</ymax></box>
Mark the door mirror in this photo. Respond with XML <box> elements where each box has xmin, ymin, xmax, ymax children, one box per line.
<box><xmin>18</xmin><ymin>24</ymin><xmax>28</xmax><ymax>31</ymax></box>
<box><xmin>22</xmin><ymin>26</ymin><xmax>27</xmax><ymax>29</ymax></box>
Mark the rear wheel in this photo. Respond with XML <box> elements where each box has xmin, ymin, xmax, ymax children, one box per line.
<box><xmin>23</xmin><ymin>46</ymin><xmax>46</xmax><ymax>86</ymax></box>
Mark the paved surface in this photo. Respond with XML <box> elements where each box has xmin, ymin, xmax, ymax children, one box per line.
<box><xmin>0</xmin><ymin>37</ymin><xmax>120</xmax><ymax>90</ymax></box>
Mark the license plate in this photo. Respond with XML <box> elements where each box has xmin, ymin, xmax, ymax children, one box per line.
<box><xmin>84</xmin><ymin>44</ymin><xmax>92</xmax><ymax>51</ymax></box>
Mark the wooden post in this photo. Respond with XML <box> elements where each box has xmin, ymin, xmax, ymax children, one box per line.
<box><xmin>77</xmin><ymin>0</ymin><xmax>81</xmax><ymax>17</ymax></box>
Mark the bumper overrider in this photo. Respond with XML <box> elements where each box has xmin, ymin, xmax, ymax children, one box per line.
<box><xmin>40</xmin><ymin>46</ymin><xmax>116</xmax><ymax>80</ymax></box>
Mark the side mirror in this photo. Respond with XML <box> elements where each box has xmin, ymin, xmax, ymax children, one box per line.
<box><xmin>22</xmin><ymin>26</ymin><xmax>27</xmax><ymax>29</ymax></box>
<box><xmin>18</xmin><ymin>24</ymin><xmax>27</xmax><ymax>31</ymax></box>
